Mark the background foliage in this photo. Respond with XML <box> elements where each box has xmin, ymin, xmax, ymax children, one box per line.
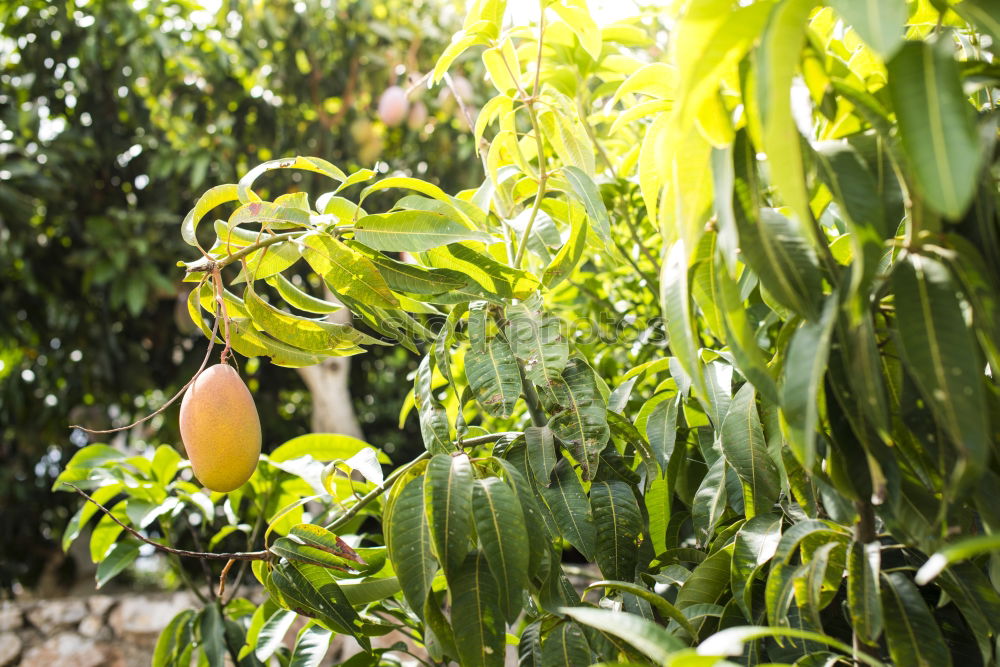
<box><xmin>0</xmin><ymin>0</ymin><xmax>483</xmax><ymax>593</ymax></box>
<box><xmin>49</xmin><ymin>0</ymin><xmax>1000</xmax><ymax>665</ymax></box>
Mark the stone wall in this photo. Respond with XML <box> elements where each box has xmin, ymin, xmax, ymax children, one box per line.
<box><xmin>0</xmin><ymin>591</ymin><xmax>198</xmax><ymax>666</ymax></box>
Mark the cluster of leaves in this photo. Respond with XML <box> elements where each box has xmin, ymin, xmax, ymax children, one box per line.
<box><xmin>60</xmin><ymin>0</ymin><xmax>1000</xmax><ymax>665</ymax></box>
<box><xmin>0</xmin><ymin>0</ymin><xmax>481</xmax><ymax>593</ymax></box>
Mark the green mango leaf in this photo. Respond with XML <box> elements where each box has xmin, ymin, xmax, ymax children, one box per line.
<box><xmin>238</xmin><ymin>156</ymin><xmax>346</xmax><ymax>203</ymax></box>
<box><xmin>252</xmin><ymin>609</ymin><xmax>296</xmax><ymax>662</ymax></box>
<box><xmin>95</xmin><ymin>540</ymin><xmax>140</xmax><ymax>589</ymax></box>
<box><xmin>425</xmin><ymin>453</ymin><xmax>475</xmax><ymax>577</ymax></box>
<box><xmin>62</xmin><ymin>483</ymin><xmax>123</xmax><ymax>551</ymax></box>
<box><xmin>829</xmin><ymin>0</ymin><xmax>906</xmax><ymax>59</ymax></box>
<box><xmin>562</xmin><ymin>165</ymin><xmax>611</xmax><ymax>243</ymax></box>
<box><xmin>415</xmin><ymin>354</ymin><xmax>451</xmax><ymax>455</ymax></box>
<box><xmin>936</xmin><ymin>563</ymin><xmax>1000</xmax><ymax>664</ymax></box>
<box><xmin>425</xmin><ymin>243</ymin><xmax>539</xmax><ymax>299</ymax></box>
<box><xmin>181</xmin><ymin>183</ymin><xmax>243</xmax><ymax>249</ymax></box>
<box><xmin>451</xmin><ymin>552</ymin><xmax>506</xmax><ymax>667</ymax></box>
<box><xmin>846</xmin><ymin>540</ymin><xmax>882</xmax><ymax>645</ymax></box>
<box><xmin>547</xmin><ymin>358</ymin><xmax>609</xmax><ymax>481</ymax></box>
<box><xmin>661</xmin><ymin>240</ymin><xmax>708</xmax><ymax>401</ymax></box>
<box><xmin>892</xmin><ymin>253</ymin><xmax>988</xmax><ymax>485</ymax></box>
<box><xmin>586</xmin><ymin>580</ymin><xmax>697</xmax><ymax>637</ymax></box>
<box><xmin>353</xmin><ymin>211</ymin><xmax>494</xmax><ymax>251</ymax></box>
<box><xmin>558</xmin><ymin>607</ymin><xmax>685</xmax><ymax>664</ymax></box>
<box><xmin>731</xmin><ymin>514</ymin><xmax>783</xmax><ymax>618</ymax></box>
<box><xmin>301</xmin><ymin>233</ymin><xmax>399</xmax><ymax>309</ymax></box>
<box><xmin>887</xmin><ymin>40</ymin><xmax>982</xmax><ymax>219</ymax></box>
<box><xmin>464</xmin><ymin>336</ymin><xmax>522</xmax><ymax>418</ymax></box>
<box><xmin>270</xmin><ymin>561</ymin><xmax>365</xmax><ymax>642</ymax></box>
<box><xmin>386</xmin><ymin>477</ymin><xmax>437</xmax><ymax>616</ymax></box>
<box><xmin>345</xmin><ymin>240</ymin><xmax>465</xmax><ymax>294</ymax></box>
<box><xmin>542</xmin><ymin>210</ymin><xmax>587</xmax><ymax>288</ymax></box>
<box><xmin>199</xmin><ymin>603</ymin><xmax>225</xmax><ymax>667</ymax></box>
<box><xmin>590</xmin><ymin>480</ymin><xmax>642</xmax><ymax>582</ymax></box>
<box><xmin>644</xmin><ymin>395</ymin><xmax>679</xmax><ymax>472</ymax></box>
<box><xmin>736</xmin><ymin>208</ymin><xmax>822</xmax><ymax>322</ymax></box>
<box><xmin>153</xmin><ymin>610</ymin><xmax>195</xmax><ymax>667</ymax></box>
<box><xmin>698</xmin><ymin>625</ymin><xmax>878</xmax><ymax>666</ymax></box>
<box><xmin>541</xmin><ymin>621</ymin><xmax>593</xmax><ymax>666</ymax></box>
<box><xmin>505</xmin><ymin>293</ymin><xmax>569</xmax><ymax>386</ymax></box>
<box><xmin>538</xmin><ymin>459</ymin><xmax>596</xmax><ymax>561</ymax></box>
<box><xmin>265</xmin><ymin>273</ymin><xmax>342</xmax><ymax>314</ymax></box>
<box><xmin>781</xmin><ymin>295</ymin><xmax>838</xmax><ymax>470</ymax></box>
<box><xmin>915</xmin><ymin>534</ymin><xmax>1000</xmax><ymax>585</ymax></box>
<box><xmin>288</xmin><ymin>623</ymin><xmax>332</xmax><ymax>667</ymax></box>
<box><xmin>472</xmin><ymin>478</ymin><xmax>529</xmax><ymax>623</ymax></box>
<box><xmin>338</xmin><ymin>576</ymin><xmax>401</xmax><ymax>607</ymax></box>
<box><xmin>692</xmin><ymin>458</ymin><xmax>728</xmax><ymax>545</ymax></box>
<box><xmin>721</xmin><ymin>383</ymin><xmax>781</xmax><ymax>518</ymax></box>
<box><xmin>880</xmin><ymin>572</ymin><xmax>953</xmax><ymax>667</ymax></box>
<box><xmin>525</xmin><ymin>425</ymin><xmax>557</xmax><ymax>486</ymax></box>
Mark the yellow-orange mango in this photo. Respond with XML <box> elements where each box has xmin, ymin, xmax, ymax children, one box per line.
<box><xmin>179</xmin><ymin>364</ymin><xmax>261</xmax><ymax>492</ymax></box>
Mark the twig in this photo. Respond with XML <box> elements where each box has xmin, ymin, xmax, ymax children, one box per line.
<box><xmin>63</xmin><ymin>484</ymin><xmax>271</xmax><ymax>561</ymax></box>
<box><xmin>217</xmin><ymin>559</ymin><xmax>236</xmax><ymax>598</ymax></box>
<box><xmin>69</xmin><ymin>306</ymin><xmax>219</xmax><ymax>435</ymax></box>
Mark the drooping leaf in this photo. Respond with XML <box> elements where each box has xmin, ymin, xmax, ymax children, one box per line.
<box><xmin>558</xmin><ymin>607</ymin><xmax>685</xmax><ymax>664</ymax></box>
<box><xmin>846</xmin><ymin>540</ymin><xmax>882</xmax><ymax>645</ymax></box>
<box><xmin>288</xmin><ymin>623</ymin><xmax>332</xmax><ymax>667</ymax></box>
<box><xmin>425</xmin><ymin>243</ymin><xmax>539</xmax><ymax>299</ymax></box>
<box><xmin>541</xmin><ymin>621</ymin><xmax>593</xmax><ymax>666</ymax></box>
<box><xmin>464</xmin><ymin>336</ymin><xmax>522</xmax><ymax>418</ymax></box>
<box><xmin>505</xmin><ymin>294</ymin><xmax>569</xmax><ymax>386</ymax></box>
<box><xmin>661</xmin><ymin>240</ymin><xmax>708</xmax><ymax>400</ymax></box>
<box><xmin>538</xmin><ymin>459</ymin><xmax>596</xmax><ymax>561</ymax></box>
<box><xmin>880</xmin><ymin>572</ymin><xmax>953</xmax><ymax>667</ymax></box>
<box><xmin>731</xmin><ymin>514</ymin><xmax>783</xmax><ymax>618</ymax></box>
<box><xmin>721</xmin><ymin>383</ymin><xmax>781</xmax><ymax>518</ymax></box>
<box><xmin>892</xmin><ymin>253</ymin><xmax>988</xmax><ymax>484</ymax></box>
<box><xmin>562</xmin><ymin>165</ymin><xmax>612</xmax><ymax>243</ymax></box>
<box><xmin>301</xmin><ymin>233</ymin><xmax>398</xmax><ymax>309</ymax></box>
<box><xmin>353</xmin><ymin>210</ymin><xmax>495</xmax><ymax>252</ymax></box>
<box><xmin>591</xmin><ymin>480</ymin><xmax>642</xmax><ymax>582</ymax></box>
<box><xmin>692</xmin><ymin>457</ymin><xmax>729</xmax><ymax>544</ymax></box>
<box><xmin>471</xmin><ymin>478</ymin><xmax>529</xmax><ymax>623</ymax></box>
<box><xmin>547</xmin><ymin>358</ymin><xmax>609</xmax><ymax>481</ymax></box>
<box><xmin>415</xmin><ymin>355</ymin><xmax>451</xmax><ymax>455</ymax></box>
<box><xmin>525</xmin><ymin>425</ymin><xmax>557</xmax><ymax>486</ymax></box>
<box><xmin>829</xmin><ymin>0</ymin><xmax>907</xmax><ymax>59</ymax></box>
<box><xmin>887</xmin><ymin>40</ymin><xmax>982</xmax><ymax>219</ymax></box>
<box><xmin>425</xmin><ymin>452</ymin><xmax>475</xmax><ymax>578</ymax></box>
<box><xmin>385</xmin><ymin>477</ymin><xmax>437</xmax><ymax>616</ymax></box>
<box><xmin>270</xmin><ymin>561</ymin><xmax>365</xmax><ymax>641</ymax></box>
<box><xmin>451</xmin><ymin>552</ymin><xmax>506</xmax><ymax>667</ymax></box>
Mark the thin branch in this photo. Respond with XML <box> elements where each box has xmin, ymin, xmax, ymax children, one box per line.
<box><xmin>183</xmin><ymin>231</ymin><xmax>302</xmax><ymax>274</ymax></box>
<box><xmin>69</xmin><ymin>306</ymin><xmax>219</xmax><ymax>435</ymax></box>
<box><xmin>64</xmin><ymin>484</ymin><xmax>271</xmax><ymax>561</ymax></box>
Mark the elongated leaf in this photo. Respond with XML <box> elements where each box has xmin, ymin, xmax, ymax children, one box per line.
<box><xmin>699</xmin><ymin>626</ymin><xmax>877</xmax><ymax>666</ymax></box>
<box><xmin>541</xmin><ymin>621</ymin><xmax>592</xmax><ymax>666</ymax></box>
<box><xmin>737</xmin><ymin>208</ymin><xmax>822</xmax><ymax>321</ymax></box>
<box><xmin>270</xmin><ymin>561</ymin><xmax>365</xmax><ymax>641</ymax></box>
<box><xmin>153</xmin><ymin>610</ymin><xmax>195</xmax><ymax>667</ymax></box>
<box><xmin>644</xmin><ymin>395</ymin><xmax>679</xmax><ymax>472</ymax></box>
<box><xmin>559</xmin><ymin>607</ymin><xmax>684</xmax><ymax>663</ymax></box>
<box><xmin>426</xmin><ymin>243</ymin><xmax>539</xmax><ymax>299</ymax></box>
<box><xmin>892</xmin><ymin>254</ymin><xmax>988</xmax><ymax>484</ymax></box>
<box><xmin>238</xmin><ymin>156</ymin><xmax>346</xmax><ymax>203</ymax></box>
<box><xmin>937</xmin><ymin>563</ymin><xmax>1000</xmax><ymax>664</ymax></box>
<box><xmin>847</xmin><ymin>540</ymin><xmax>882</xmax><ymax>644</ymax></box>
<box><xmin>548</xmin><ymin>358</ymin><xmax>609</xmax><ymax>481</ymax></box>
<box><xmin>756</xmin><ymin>0</ymin><xmax>816</xmax><ymax>226</ymax></box>
<box><xmin>386</xmin><ymin>477</ymin><xmax>437</xmax><ymax>616</ymax></box>
<box><xmin>562</xmin><ymin>165</ymin><xmax>611</xmax><ymax>243</ymax></box>
<box><xmin>525</xmin><ymin>425</ymin><xmax>557</xmax><ymax>486</ymax></box>
<box><xmin>829</xmin><ymin>0</ymin><xmax>906</xmax><ymax>59</ymax></box>
<box><xmin>472</xmin><ymin>478</ymin><xmax>529</xmax><ymax>623</ymax></box>
<box><xmin>591</xmin><ymin>480</ymin><xmax>642</xmax><ymax>582</ymax></box>
<box><xmin>661</xmin><ymin>240</ymin><xmax>708</xmax><ymax>400</ymax></box>
<box><xmin>538</xmin><ymin>459</ymin><xmax>596</xmax><ymax>561</ymax></box>
<box><xmin>344</xmin><ymin>240</ymin><xmax>465</xmax><ymax>294</ymax></box>
<box><xmin>353</xmin><ymin>211</ymin><xmax>494</xmax><ymax>251</ymax></box>
<box><xmin>676</xmin><ymin>547</ymin><xmax>733</xmax><ymax>628</ymax></box>
<box><xmin>731</xmin><ymin>514</ymin><xmax>783</xmax><ymax>618</ymax></box>
<box><xmin>415</xmin><ymin>355</ymin><xmax>451</xmax><ymax>455</ymax></box>
<box><xmin>264</xmin><ymin>273</ymin><xmax>341</xmax><ymax>314</ymax></box>
<box><xmin>181</xmin><ymin>183</ymin><xmax>243</xmax><ymax>248</ymax></box>
<box><xmin>781</xmin><ymin>295</ymin><xmax>838</xmax><ymax>470</ymax></box>
<box><xmin>301</xmin><ymin>233</ymin><xmax>398</xmax><ymax>309</ymax></box>
<box><xmin>505</xmin><ymin>294</ymin><xmax>569</xmax><ymax>385</ymax></box>
<box><xmin>288</xmin><ymin>623</ymin><xmax>332</xmax><ymax>667</ymax></box>
<box><xmin>543</xmin><ymin>211</ymin><xmax>587</xmax><ymax>288</ymax></box>
<box><xmin>915</xmin><ymin>534</ymin><xmax>1000</xmax><ymax>585</ymax></box>
<box><xmin>96</xmin><ymin>540</ymin><xmax>139</xmax><ymax>589</ymax></box>
<box><xmin>721</xmin><ymin>383</ymin><xmax>780</xmax><ymax>518</ymax></box>
<box><xmin>465</xmin><ymin>336</ymin><xmax>522</xmax><ymax>418</ymax></box>
<box><xmin>451</xmin><ymin>552</ymin><xmax>505</xmax><ymax>667</ymax></box>
<box><xmin>880</xmin><ymin>572</ymin><xmax>953</xmax><ymax>667</ymax></box>
<box><xmin>253</xmin><ymin>609</ymin><xmax>296</xmax><ymax>662</ymax></box>
<box><xmin>199</xmin><ymin>604</ymin><xmax>225</xmax><ymax>667</ymax></box>
<box><xmin>888</xmin><ymin>40</ymin><xmax>981</xmax><ymax>219</ymax></box>
<box><xmin>692</xmin><ymin>458</ymin><xmax>728</xmax><ymax>544</ymax></box>
<box><xmin>425</xmin><ymin>453</ymin><xmax>474</xmax><ymax>577</ymax></box>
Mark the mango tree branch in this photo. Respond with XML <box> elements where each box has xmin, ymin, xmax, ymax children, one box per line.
<box><xmin>183</xmin><ymin>231</ymin><xmax>303</xmax><ymax>274</ymax></box>
<box><xmin>63</xmin><ymin>483</ymin><xmax>272</xmax><ymax>561</ymax></box>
